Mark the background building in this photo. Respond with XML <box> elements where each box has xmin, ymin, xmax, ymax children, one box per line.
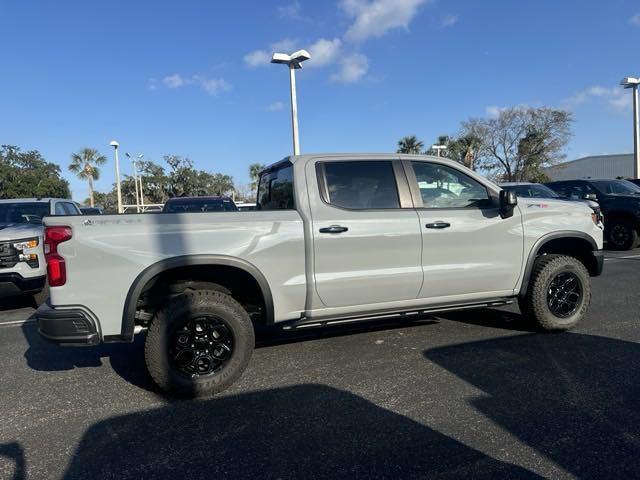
<box><xmin>545</xmin><ymin>154</ymin><xmax>634</xmax><ymax>180</ymax></box>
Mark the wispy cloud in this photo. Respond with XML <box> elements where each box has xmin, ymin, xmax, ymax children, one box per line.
<box><xmin>341</xmin><ymin>0</ymin><xmax>429</xmax><ymax>42</ymax></box>
<box><xmin>307</xmin><ymin>38</ymin><xmax>343</xmax><ymax>67</ymax></box>
<box><xmin>564</xmin><ymin>85</ymin><xmax>629</xmax><ymax>111</ymax></box>
<box><xmin>150</xmin><ymin>74</ymin><xmax>231</xmax><ymax>96</ymax></box>
<box><xmin>243</xmin><ymin>38</ymin><xmax>298</xmax><ymax>68</ymax></box>
<box><xmin>330</xmin><ymin>53</ymin><xmax>369</xmax><ymax>83</ymax></box>
<box><xmin>485</xmin><ymin>104</ymin><xmax>529</xmax><ymax>118</ymax></box>
<box><xmin>278</xmin><ymin>1</ymin><xmax>302</xmax><ymax>19</ymax></box>
<box><xmin>440</xmin><ymin>14</ymin><xmax>458</xmax><ymax>28</ymax></box>
<box><xmin>267</xmin><ymin>101</ymin><xmax>285</xmax><ymax>111</ymax></box>
<box><xmin>630</xmin><ymin>13</ymin><xmax>640</xmax><ymax>26</ymax></box>
<box><xmin>162</xmin><ymin>73</ymin><xmax>186</xmax><ymax>89</ymax></box>
<box><xmin>244</xmin><ymin>0</ymin><xmax>428</xmax><ymax>84</ymax></box>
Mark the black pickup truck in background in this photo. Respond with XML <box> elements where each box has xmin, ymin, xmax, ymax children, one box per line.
<box><xmin>546</xmin><ymin>179</ymin><xmax>640</xmax><ymax>250</ymax></box>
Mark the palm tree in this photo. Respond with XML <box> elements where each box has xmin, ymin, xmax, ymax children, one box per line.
<box><xmin>69</xmin><ymin>148</ymin><xmax>107</xmax><ymax>207</ymax></box>
<box><xmin>249</xmin><ymin>163</ymin><xmax>265</xmax><ymax>192</ymax></box>
<box><xmin>397</xmin><ymin>135</ymin><xmax>424</xmax><ymax>154</ymax></box>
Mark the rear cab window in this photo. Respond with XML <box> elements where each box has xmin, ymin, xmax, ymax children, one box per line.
<box><xmin>257</xmin><ymin>162</ymin><xmax>295</xmax><ymax>210</ymax></box>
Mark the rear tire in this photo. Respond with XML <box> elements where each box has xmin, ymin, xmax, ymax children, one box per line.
<box><xmin>606</xmin><ymin>220</ymin><xmax>639</xmax><ymax>250</ymax></box>
<box><xmin>145</xmin><ymin>289</ymin><xmax>254</xmax><ymax>397</ymax></box>
<box><xmin>519</xmin><ymin>254</ymin><xmax>591</xmax><ymax>331</ymax></box>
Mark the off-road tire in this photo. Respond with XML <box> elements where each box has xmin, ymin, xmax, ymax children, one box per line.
<box><xmin>519</xmin><ymin>254</ymin><xmax>591</xmax><ymax>331</ymax></box>
<box><xmin>606</xmin><ymin>220</ymin><xmax>639</xmax><ymax>251</ymax></box>
<box><xmin>145</xmin><ymin>289</ymin><xmax>254</xmax><ymax>397</ymax></box>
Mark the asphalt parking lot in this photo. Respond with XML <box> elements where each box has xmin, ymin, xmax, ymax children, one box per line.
<box><xmin>1</xmin><ymin>251</ymin><xmax>639</xmax><ymax>480</ymax></box>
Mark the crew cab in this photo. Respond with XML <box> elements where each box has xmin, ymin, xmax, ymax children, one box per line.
<box><xmin>546</xmin><ymin>178</ymin><xmax>640</xmax><ymax>250</ymax></box>
<box><xmin>0</xmin><ymin>198</ymin><xmax>81</xmax><ymax>304</ymax></box>
<box><xmin>37</xmin><ymin>154</ymin><xmax>603</xmax><ymax>396</ymax></box>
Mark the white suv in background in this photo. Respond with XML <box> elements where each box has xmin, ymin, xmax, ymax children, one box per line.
<box><xmin>0</xmin><ymin>198</ymin><xmax>81</xmax><ymax>304</ymax></box>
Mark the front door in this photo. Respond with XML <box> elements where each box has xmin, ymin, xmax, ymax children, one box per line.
<box><xmin>308</xmin><ymin>158</ymin><xmax>423</xmax><ymax>308</ymax></box>
<box><xmin>405</xmin><ymin>160</ymin><xmax>523</xmax><ymax>301</ymax></box>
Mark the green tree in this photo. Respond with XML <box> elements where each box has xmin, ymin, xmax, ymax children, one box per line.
<box><xmin>249</xmin><ymin>163</ymin><xmax>265</xmax><ymax>193</ymax></box>
<box><xmin>0</xmin><ymin>145</ymin><xmax>70</xmax><ymax>199</ymax></box>
<box><xmin>426</xmin><ymin>134</ymin><xmax>481</xmax><ymax>170</ymax></box>
<box><xmin>397</xmin><ymin>135</ymin><xmax>424</xmax><ymax>154</ymax></box>
<box><xmin>69</xmin><ymin>148</ymin><xmax>107</xmax><ymax>207</ymax></box>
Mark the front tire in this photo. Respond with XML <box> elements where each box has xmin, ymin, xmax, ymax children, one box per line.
<box><xmin>519</xmin><ymin>254</ymin><xmax>591</xmax><ymax>331</ymax></box>
<box><xmin>145</xmin><ymin>289</ymin><xmax>255</xmax><ymax>397</ymax></box>
<box><xmin>606</xmin><ymin>220</ymin><xmax>639</xmax><ymax>250</ymax></box>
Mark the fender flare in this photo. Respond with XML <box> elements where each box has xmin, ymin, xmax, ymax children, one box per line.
<box><xmin>518</xmin><ymin>231</ymin><xmax>599</xmax><ymax>297</ymax></box>
<box><xmin>119</xmin><ymin>255</ymin><xmax>275</xmax><ymax>342</ymax></box>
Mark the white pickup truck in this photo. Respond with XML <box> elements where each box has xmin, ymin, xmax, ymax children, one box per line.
<box><xmin>37</xmin><ymin>154</ymin><xmax>604</xmax><ymax>396</ymax></box>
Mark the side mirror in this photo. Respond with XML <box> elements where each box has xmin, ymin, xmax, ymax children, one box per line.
<box><xmin>499</xmin><ymin>190</ymin><xmax>517</xmax><ymax>219</ymax></box>
<box><xmin>583</xmin><ymin>193</ymin><xmax>597</xmax><ymax>201</ymax></box>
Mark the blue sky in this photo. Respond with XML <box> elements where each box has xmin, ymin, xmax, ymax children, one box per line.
<box><xmin>2</xmin><ymin>0</ymin><xmax>640</xmax><ymax>201</ymax></box>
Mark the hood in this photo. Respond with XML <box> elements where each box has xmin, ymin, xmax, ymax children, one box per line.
<box><xmin>0</xmin><ymin>222</ymin><xmax>43</xmax><ymax>242</ymax></box>
<box><xmin>517</xmin><ymin>197</ymin><xmax>592</xmax><ymax>214</ymax></box>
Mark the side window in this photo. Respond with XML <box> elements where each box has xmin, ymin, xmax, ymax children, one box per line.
<box><xmin>63</xmin><ymin>203</ymin><xmax>80</xmax><ymax>215</ymax></box>
<box><xmin>54</xmin><ymin>202</ymin><xmax>66</xmax><ymax>215</ymax></box>
<box><xmin>564</xmin><ymin>183</ymin><xmax>587</xmax><ymax>200</ymax></box>
<box><xmin>411</xmin><ymin>162</ymin><xmax>490</xmax><ymax>208</ymax></box>
<box><xmin>257</xmin><ymin>163</ymin><xmax>295</xmax><ymax>210</ymax></box>
<box><xmin>319</xmin><ymin>161</ymin><xmax>400</xmax><ymax>210</ymax></box>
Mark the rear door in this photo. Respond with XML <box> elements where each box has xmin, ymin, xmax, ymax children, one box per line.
<box><xmin>404</xmin><ymin>160</ymin><xmax>523</xmax><ymax>300</ymax></box>
<box><xmin>308</xmin><ymin>158</ymin><xmax>423</xmax><ymax>308</ymax></box>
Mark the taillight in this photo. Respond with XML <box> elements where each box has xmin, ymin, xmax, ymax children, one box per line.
<box><xmin>44</xmin><ymin>226</ymin><xmax>72</xmax><ymax>287</ymax></box>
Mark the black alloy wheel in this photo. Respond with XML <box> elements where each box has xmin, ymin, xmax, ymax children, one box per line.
<box><xmin>170</xmin><ymin>316</ymin><xmax>234</xmax><ymax>377</ymax></box>
<box><xmin>546</xmin><ymin>272</ymin><xmax>583</xmax><ymax>318</ymax></box>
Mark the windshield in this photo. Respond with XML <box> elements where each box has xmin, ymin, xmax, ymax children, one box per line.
<box><xmin>502</xmin><ymin>184</ymin><xmax>560</xmax><ymax>198</ymax></box>
<box><xmin>163</xmin><ymin>198</ymin><xmax>238</xmax><ymax>213</ymax></box>
<box><xmin>0</xmin><ymin>202</ymin><xmax>48</xmax><ymax>224</ymax></box>
<box><xmin>590</xmin><ymin>179</ymin><xmax>640</xmax><ymax>195</ymax></box>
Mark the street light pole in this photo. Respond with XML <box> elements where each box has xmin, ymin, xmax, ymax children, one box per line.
<box><xmin>126</xmin><ymin>153</ymin><xmax>140</xmax><ymax>212</ymax></box>
<box><xmin>138</xmin><ymin>154</ymin><xmax>145</xmax><ymax>209</ymax></box>
<box><xmin>621</xmin><ymin>77</ymin><xmax>640</xmax><ymax>179</ymax></box>
<box><xmin>110</xmin><ymin>140</ymin><xmax>123</xmax><ymax>213</ymax></box>
<box><xmin>289</xmin><ymin>64</ymin><xmax>300</xmax><ymax>155</ymax></box>
<box><xmin>271</xmin><ymin>50</ymin><xmax>311</xmax><ymax>156</ymax></box>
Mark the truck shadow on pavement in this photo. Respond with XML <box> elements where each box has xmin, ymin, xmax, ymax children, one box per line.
<box><xmin>61</xmin><ymin>384</ymin><xmax>541</xmax><ymax>480</ymax></box>
<box><xmin>21</xmin><ymin>316</ymin><xmax>440</xmax><ymax>394</ymax></box>
<box><xmin>424</xmin><ymin>331</ymin><xmax>640</xmax><ymax>479</ymax></box>
<box><xmin>21</xmin><ymin>323</ymin><xmax>157</xmax><ymax>393</ymax></box>
<box><xmin>0</xmin><ymin>442</ymin><xmax>26</xmax><ymax>480</ymax></box>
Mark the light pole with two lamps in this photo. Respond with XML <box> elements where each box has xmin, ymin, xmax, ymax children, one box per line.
<box><xmin>271</xmin><ymin>49</ymin><xmax>311</xmax><ymax>156</ymax></box>
<box><xmin>621</xmin><ymin>77</ymin><xmax>640</xmax><ymax>179</ymax></box>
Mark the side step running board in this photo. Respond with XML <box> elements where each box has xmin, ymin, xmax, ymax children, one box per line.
<box><xmin>282</xmin><ymin>300</ymin><xmax>513</xmax><ymax>331</ymax></box>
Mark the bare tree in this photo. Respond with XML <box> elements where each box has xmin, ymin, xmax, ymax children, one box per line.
<box><xmin>462</xmin><ymin>107</ymin><xmax>572</xmax><ymax>182</ymax></box>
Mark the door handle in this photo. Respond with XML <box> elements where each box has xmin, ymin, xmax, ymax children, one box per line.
<box><xmin>319</xmin><ymin>225</ymin><xmax>349</xmax><ymax>234</ymax></box>
<box><xmin>425</xmin><ymin>222</ymin><xmax>451</xmax><ymax>229</ymax></box>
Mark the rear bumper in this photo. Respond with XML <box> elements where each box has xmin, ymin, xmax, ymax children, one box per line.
<box><xmin>0</xmin><ymin>273</ymin><xmax>45</xmax><ymax>297</ymax></box>
<box><xmin>36</xmin><ymin>303</ymin><xmax>100</xmax><ymax>346</ymax></box>
<box><xmin>593</xmin><ymin>249</ymin><xmax>604</xmax><ymax>276</ymax></box>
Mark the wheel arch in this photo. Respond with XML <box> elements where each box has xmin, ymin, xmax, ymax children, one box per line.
<box><xmin>119</xmin><ymin>255</ymin><xmax>274</xmax><ymax>342</ymax></box>
<box><xmin>519</xmin><ymin>231</ymin><xmax>599</xmax><ymax>297</ymax></box>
